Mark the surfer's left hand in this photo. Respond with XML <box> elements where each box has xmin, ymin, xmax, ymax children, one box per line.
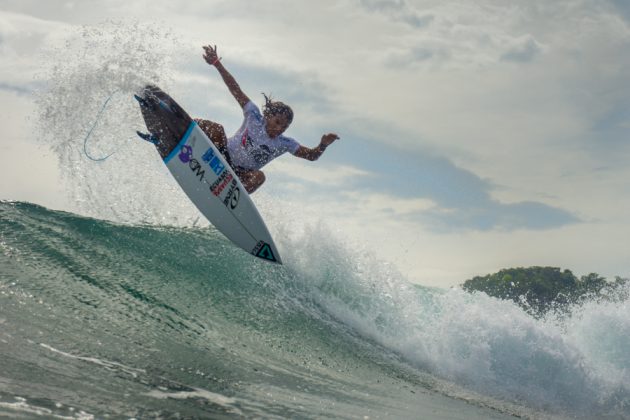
<box><xmin>320</xmin><ymin>133</ymin><xmax>340</xmax><ymax>147</ymax></box>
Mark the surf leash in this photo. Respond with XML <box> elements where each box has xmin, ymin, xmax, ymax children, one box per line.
<box><xmin>82</xmin><ymin>90</ymin><xmax>119</xmax><ymax>162</ymax></box>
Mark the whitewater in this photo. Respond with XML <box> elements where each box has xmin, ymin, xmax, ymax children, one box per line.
<box><xmin>1</xmin><ymin>22</ymin><xmax>629</xmax><ymax>419</ymax></box>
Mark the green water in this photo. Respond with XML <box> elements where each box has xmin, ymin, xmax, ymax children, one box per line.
<box><xmin>1</xmin><ymin>201</ymin><xmax>627</xmax><ymax>419</ymax></box>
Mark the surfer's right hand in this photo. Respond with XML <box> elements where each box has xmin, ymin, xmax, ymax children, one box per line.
<box><xmin>203</xmin><ymin>45</ymin><xmax>221</xmax><ymax>66</ymax></box>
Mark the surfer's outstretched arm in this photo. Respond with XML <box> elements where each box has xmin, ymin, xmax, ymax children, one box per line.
<box><xmin>203</xmin><ymin>44</ymin><xmax>251</xmax><ymax>109</ymax></box>
<box><xmin>294</xmin><ymin>133</ymin><xmax>340</xmax><ymax>161</ymax></box>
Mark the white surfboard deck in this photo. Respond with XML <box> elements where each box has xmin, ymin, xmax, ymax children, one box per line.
<box><xmin>163</xmin><ymin>121</ymin><xmax>281</xmax><ymax>264</ymax></box>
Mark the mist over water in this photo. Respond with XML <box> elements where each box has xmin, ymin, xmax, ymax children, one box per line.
<box><xmin>286</xmin><ymin>223</ymin><xmax>630</xmax><ymax>417</ymax></box>
<box><xmin>8</xmin><ymin>21</ymin><xmax>628</xmax><ymax>419</ymax></box>
<box><xmin>34</xmin><ymin>20</ymin><xmax>196</xmax><ymax>225</ymax></box>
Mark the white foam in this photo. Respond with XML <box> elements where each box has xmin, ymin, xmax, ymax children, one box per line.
<box><xmin>145</xmin><ymin>388</ymin><xmax>242</xmax><ymax>416</ymax></box>
<box><xmin>40</xmin><ymin>343</ymin><xmax>145</xmax><ymax>378</ymax></box>
<box><xmin>40</xmin><ymin>343</ymin><xmax>243</xmax><ymax>416</ymax></box>
<box><xmin>0</xmin><ymin>397</ymin><xmax>94</xmax><ymax>420</ymax></box>
<box><xmin>279</xmin><ymin>221</ymin><xmax>630</xmax><ymax>418</ymax></box>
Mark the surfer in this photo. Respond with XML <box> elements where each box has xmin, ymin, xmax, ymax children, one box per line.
<box><xmin>196</xmin><ymin>44</ymin><xmax>340</xmax><ymax>193</ymax></box>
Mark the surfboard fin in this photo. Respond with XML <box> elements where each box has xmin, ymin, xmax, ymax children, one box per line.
<box><xmin>134</xmin><ymin>94</ymin><xmax>156</xmax><ymax>110</ymax></box>
<box><xmin>136</xmin><ymin>131</ymin><xmax>159</xmax><ymax>144</ymax></box>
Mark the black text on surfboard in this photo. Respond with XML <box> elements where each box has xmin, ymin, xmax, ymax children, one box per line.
<box><xmin>224</xmin><ymin>181</ymin><xmax>240</xmax><ymax>210</ymax></box>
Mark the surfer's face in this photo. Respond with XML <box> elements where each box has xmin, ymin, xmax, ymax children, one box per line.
<box><xmin>265</xmin><ymin>114</ymin><xmax>290</xmax><ymax>138</ymax></box>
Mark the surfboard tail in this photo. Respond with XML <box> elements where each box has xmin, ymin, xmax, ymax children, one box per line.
<box><xmin>252</xmin><ymin>241</ymin><xmax>282</xmax><ymax>264</ymax></box>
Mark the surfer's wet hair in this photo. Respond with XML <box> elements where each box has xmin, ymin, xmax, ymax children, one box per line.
<box><xmin>262</xmin><ymin>93</ymin><xmax>293</xmax><ymax>124</ymax></box>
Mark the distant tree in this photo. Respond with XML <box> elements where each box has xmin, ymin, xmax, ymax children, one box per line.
<box><xmin>576</xmin><ymin>273</ymin><xmax>607</xmax><ymax>297</ymax></box>
<box><xmin>462</xmin><ymin>267</ymin><xmax>628</xmax><ymax>317</ymax></box>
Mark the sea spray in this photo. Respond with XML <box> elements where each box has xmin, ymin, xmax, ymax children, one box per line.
<box><xmin>34</xmin><ymin>20</ymin><xmax>194</xmax><ymax>224</ymax></box>
<box><xmin>562</xmin><ymin>293</ymin><xmax>630</xmax><ymax>409</ymax></box>
<box><xmin>281</xmin><ymin>223</ymin><xmax>630</xmax><ymax>417</ymax></box>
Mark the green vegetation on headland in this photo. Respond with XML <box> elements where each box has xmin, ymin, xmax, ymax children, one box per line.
<box><xmin>462</xmin><ymin>266</ymin><xmax>629</xmax><ymax>317</ymax></box>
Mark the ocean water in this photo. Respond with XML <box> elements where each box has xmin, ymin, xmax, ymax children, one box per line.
<box><xmin>1</xmin><ymin>200</ymin><xmax>629</xmax><ymax>419</ymax></box>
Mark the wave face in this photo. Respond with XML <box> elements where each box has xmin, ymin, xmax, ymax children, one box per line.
<box><xmin>1</xmin><ymin>200</ymin><xmax>629</xmax><ymax>419</ymax></box>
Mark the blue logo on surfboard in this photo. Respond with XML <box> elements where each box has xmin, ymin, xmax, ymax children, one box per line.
<box><xmin>202</xmin><ymin>148</ymin><xmax>226</xmax><ymax>176</ymax></box>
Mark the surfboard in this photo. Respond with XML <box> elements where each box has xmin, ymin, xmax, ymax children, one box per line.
<box><xmin>135</xmin><ymin>85</ymin><xmax>282</xmax><ymax>264</ymax></box>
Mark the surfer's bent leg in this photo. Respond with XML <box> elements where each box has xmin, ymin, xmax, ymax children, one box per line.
<box><xmin>235</xmin><ymin>169</ymin><xmax>265</xmax><ymax>194</ymax></box>
<box><xmin>195</xmin><ymin>117</ymin><xmax>264</xmax><ymax>193</ymax></box>
<box><xmin>195</xmin><ymin>119</ymin><xmax>232</xmax><ymax>165</ymax></box>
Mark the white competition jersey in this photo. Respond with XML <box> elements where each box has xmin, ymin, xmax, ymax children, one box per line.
<box><xmin>227</xmin><ymin>101</ymin><xmax>300</xmax><ymax>171</ymax></box>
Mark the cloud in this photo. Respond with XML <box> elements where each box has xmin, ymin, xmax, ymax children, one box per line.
<box><xmin>420</xmin><ymin>200</ymin><xmax>580</xmax><ymax>233</ymax></box>
<box><xmin>375</xmin><ymin>7</ymin><xmax>545</xmax><ymax>69</ymax></box>
<box><xmin>360</xmin><ymin>0</ymin><xmax>434</xmax><ymax>28</ymax></box>
<box><xmin>500</xmin><ymin>37</ymin><xmax>542</xmax><ymax>63</ymax></box>
<box><xmin>387</xmin><ymin>46</ymin><xmax>438</xmax><ymax>67</ymax></box>
<box><xmin>344</xmin><ymin>190</ymin><xmax>435</xmax><ymax>215</ymax></box>
<box><xmin>268</xmin><ymin>160</ymin><xmax>371</xmax><ymax>187</ymax></box>
<box><xmin>354</xmin><ymin>148</ymin><xmax>579</xmax><ymax>232</ymax></box>
<box><xmin>0</xmin><ymin>82</ymin><xmax>32</xmax><ymax>95</ymax></box>
<box><xmin>588</xmin><ymin>99</ymin><xmax>630</xmax><ymax>156</ymax></box>
<box><xmin>592</xmin><ymin>102</ymin><xmax>630</xmax><ymax>132</ymax></box>
<box><xmin>0</xmin><ymin>0</ymin><xmax>124</xmax><ymax>24</ymax></box>
<box><xmin>609</xmin><ymin>0</ymin><xmax>630</xmax><ymax>22</ymax></box>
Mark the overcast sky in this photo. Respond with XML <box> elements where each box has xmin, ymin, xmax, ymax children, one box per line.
<box><xmin>1</xmin><ymin>0</ymin><xmax>629</xmax><ymax>287</ymax></box>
